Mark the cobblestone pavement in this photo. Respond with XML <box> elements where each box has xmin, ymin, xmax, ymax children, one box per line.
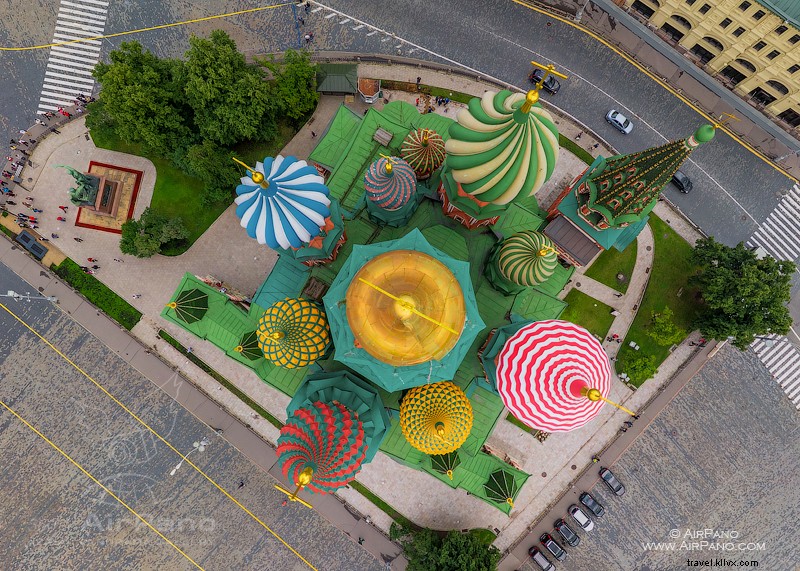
<box><xmin>514</xmin><ymin>343</ymin><xmax>800</xmax><ymax>571</ymax></box>
<box><xmin>0</xmin><ymin>265</ymin><xmax>384</xmax><ymax>571</ymax></box>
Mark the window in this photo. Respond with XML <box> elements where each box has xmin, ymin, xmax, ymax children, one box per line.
<box><xmin>738</xmin><ymin>1</ymin><xmax>751</xmax><ymax>9</ymax></box>
<box><xmin>733</xmin><ymin>27</ymin><xmax>746</xmax><ymax>37</ymax></box>
<box><xmin>720</xmin><ymin>18</ymin><xmax>732</xmax><ymax>28</ymax></box>
<box><xmin>691</xmin><ymin>44</ymin><xmax>716</xmax><ymax>64</ymax></box>
<box><xmin>699</xmin><ymin>4</ymin><xmax>711</xmax><ymax>14</ymax></box>
<box><xmin>790</xmin><ymin>34</ymin><xmax>800</xmax><ymax>44</ymax></box>
<box><xmin>703</xmin><ymin>37</ymin><xmax>724</xmax><ymax>51</ymax></box>
<box><xmin>749</xmin><ymin>87</ymin><xmax>776</xmax><ymax>106</ymax></box>
<box><xmin>753</xmin><ymin>10</ymin><xmax>765</xmax><ymax>20</ymax></box>
<box><xmin>735</xmin><ymin>58</ymin><xmax>757</xmax><ymax>72</ymax></box>
<box><xmin>788</xmin><ymin>64</ymin><xmax>800</xmax><ymax>74</ymax></box>
<box><xmin>766</xmin><ymin>80</ymin><xmax>789</xmax><ymax>96</ymax></box>
<box><xmin>686</xmin><ymin>0</ymin><xmax>697</xmax><ymax>4</ymax></box>
<box><xmin>766</xmin><ymin>50</ymin><xmax>780</xmax><ymax>60</ymax></box>
<box><xmin>774</xmin><ymin>25</ymin><xmax>788</xmax><ymax>35</ymax></box>
<box><xmin>660</xmin><ymin>22</ymin><xmax>686</xmax><ymax>42</ymax></box>
<box><xmin>671</xmin><ymin>15</ymin><xmax>693</xmax><ymax>29</ymax></box>
<box><xmin>777</xmin><ymin>109</ymin><xmax>800</xmax><ymax>127</ymax></box>
<box><xmin>720</xmin><ymin>65</ymin><xmax>747</xmax><ymax>85</ymax></box>
<box><xmin>753</xmin><ymin>40</ymin><xmax>767</xmax><ymax>50</ymax></box>
<box><xmin>631</xmin><ymin>0</ymin><xmax>656</xmax><ymax>19</ymax></box>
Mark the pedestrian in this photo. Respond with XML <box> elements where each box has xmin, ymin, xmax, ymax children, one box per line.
<box><xmin>9</xmin><ymin>139</ymin><xmax>16</xmax><ymax>145</ymax></box>
<box><xmin>305</xmin><ymin>0</ymin><xmax>310</xmax><ymax>13</ymax></box>
<box><xmin>87</xmin><ymin>257</ymin><xmax>96</xmax><ymax>262</ymax></box>
<box><xmin>73</xmin><ymin>237</ymin><xmax>83</xmax><ymax>242</ymax></box>
<box><xmin>613</xmin><ymin>293</ymin><xmax>623</xmax><ymax>298</ymax></box>
<box><xmin>304</xmin><ymin>33</ymin><xmax>311</xmax><ymax>43</ymax></box>
<box><xmin>50</xmin><ymin>128</ymin><xmax>61</xmax><ymax>134</ymax></box>
<box><xmin>113</xmin><ymin>258</ymin><xmax>123</xmax><ymax>262</ymax></box>
<box><xmin>633</xmin><ymin>415</ymin><xmax>640</xmax><ymax>420</ymax></box>
<box><xmin>58</xmin><ymin>205</ymin><xmax>68</xmax><ymax>212</ymax></box>
<box><xmin>50</xmin><ymin>232</ymin><xmax>58</xmax><ymax>239</ymax></box>
<box><xmin>415</xmin><ymin>97</ymin><xmax>419</xmax><ymax>106</ymax></box>
<box><xmin>132</xmin><ymin>293</ymin><xmax>142</xmax><ymax>299</ymax></box>
<box><xmin>187</xmin><ymin>346</ymin><xmax>193</xmax><ymax>354</ymax></box>
<box><xmin>237</xmin><ymin>480</ymin><xmax>245</xmax><ymax>489</ymax></box>
<box><xmin>80</xmin><ymin>266</ymin><xmax>89</xmax><ymax>272</ymax></box>
<box><xmin>298</xmin><ymin>16</ymin><xmax>304</xmax><ymax>25</ymax></box>
<box><xmin>281</xmin><ymin>499</ymin><xmax>288</xmax><ymax>507</ymax></box>
<box><xmin>33</xmin><ymin>209</ymin><xmax>43</xmax><ymax>214</ymax></box>
<box><xmin>91</xmin><ymin>265</ymin><xmax>100</xmax><ymax>270</ymax></box>
<box><xmin>416</xmin><ymin>76</ymin><xmax>421</xmax><ymax>86</ymax></box>
<box><xmin>591</xmin><ymin>456</ymin><xmax>599</xmax><ymax>463</ymax></box>
<box><xmin>357</xmin><ymin>537</ymin><xmax>364</xmax><ymax>545</ymax></box>
<box><xmin>311</xmin><ymin>131</ymin><xmax>316</xmax><ymax>138</ymax></box>
<box><xmin>57</xmin><ymin>216</ymin><xmax>66</xmax><ymax>222</ymax></box>
<box><xmin>592</xmin><ymin>143</ymin><xmax>600</xmax><ymax>149</ymax></box>
<box><xmin>624</xmin><ymin>420</ymin><xmax>633</xmax><ymax>427</ymax></box>
<box><xmin>575</xmin><ymin>131</ymin><xmax>583</xmax><ymax>140</ymax></box>
<box><xmin>619</xmin><ymin>427</ymin><xmax>628</xmax><ymax>433</ymax></box>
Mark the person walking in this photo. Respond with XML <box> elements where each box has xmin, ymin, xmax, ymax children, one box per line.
<box><xmin>113</xmin><ymin>258</ymin><xmax>123</xmax><ymax>262</ymax></box>
<box><xmin>613</xmin><ymin>293</ymin><xmax>623</xmax><ymax>298</ymax></box>
<box><xmin>87</xmin><ymin>257</ymin><xmax>97</xmax><ymax>263</ymax></box>
<box><xmin>58</xmin><ymin>205</ymin><xmax>68</xmax><ymax>212</ymax></box>
<box><xmin>311</xmin><ymin>131</ymin><xmax>316</xmax><ymax>137</ymax></box>
<box><xmin>73</xmin><ymin>237</ymin><xmax>83</xmax><ymax>242</ymax></box>
<box><xmin>56</xmin><ymin>216</ymin><xmax>66</xmax><ymax>222</ymax></box>
<box><xmin>592</xmin><ymin>143</ymin><xmax>600</xmax><ymax>149</ymax></box>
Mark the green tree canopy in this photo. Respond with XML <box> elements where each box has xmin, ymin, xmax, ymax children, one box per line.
<box><xmin>92</xmin><ymin>42</ymin><xmax>194</xmax><ymax>155</ymax></box>
<box><xmin>689</xmin><ymin>237</ymin><xmax>794</xmax><ymax>350</ymax></box>
<box><xmin>120</xmin><ymin>208</ymin><xmax>189</xmax><ymax>258</ymax></box>
<box><xmin>625</xmin><ymin>354</ymin><xmax>659</xmax><ymax>384</ymax></box>
<box><xmin>184</xmin><ymin>30</ymin><xmax>279</xmax><ymax>145</ymax></box>
<box><xmin>390</xmin><ymin>524</ymin><xmax>501</xmax><ymax>571</ymax></box>
<box><xmin>647</xmin><ymin>307</ymin><xmax>687</xmax><ymax>346</ymax></box>
<box><xmin>262</xmin><ymin>49</ymin><xmax>319</xmax><ymax>124</ymax></box>
<box><xmin>182</xmin><ymin>140</ymin><xmax>240</xmax><ymax>205</ymax></box>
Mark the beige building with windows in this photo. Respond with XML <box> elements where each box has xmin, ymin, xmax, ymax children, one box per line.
<box><xmin>623</xmin><ymin>0</ymin><xmax>800</xmax><ymax>130</ymax></box>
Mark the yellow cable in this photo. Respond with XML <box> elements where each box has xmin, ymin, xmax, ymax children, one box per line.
<box><xmin>0</xmin><ymin>399</ymin><xmax>206</xmax><ymax>571</ymax></box>
<box><xmin>0</xmin><ymin>302</ymin><xmax>318</xmax><ymax>571</ymax></box>
<box><xmin>510</xmin><ymin>0</ymin><xmax>798</xmax><ymax>183</ymax></box>
<box><xmin>0</xmin><ymin>3</ymin><xmax>288</xmax><ymax>51</ymax></box>
<box><xmin>357</xmin><ymin>277</ymin><xmax>459</xmax><ymax>334</ymax></box>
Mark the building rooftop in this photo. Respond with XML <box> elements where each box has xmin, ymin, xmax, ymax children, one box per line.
<box><xmin>756</xmin><ymin>0</ymin><xmax>800</xmax><ymax>29</ymax></box>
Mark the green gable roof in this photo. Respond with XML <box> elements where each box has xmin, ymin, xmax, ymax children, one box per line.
<box><xmin>316</xmin><ymin>63</ymin><xmax>357</xmax><ymax>94</ymax></box>
<box><xmin>307</xmin><ymin>104</ymin><xmax>363</xmax><ymax>170</ymax></box>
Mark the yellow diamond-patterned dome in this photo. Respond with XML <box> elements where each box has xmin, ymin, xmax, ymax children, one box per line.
<box><xmin>257</xmin><ymin>298</ymin><xmax>331</xmax><ymax>369</ymax></box>
<box><xmin>399</xmin><ymin>381</ymin><xmax>473</xmax><ymax>454</ymax></box>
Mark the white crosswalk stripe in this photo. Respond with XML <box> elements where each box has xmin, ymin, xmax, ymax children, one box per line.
<box><xmin>750</xmin><ymin>335</ymin><xmax>800</xmax><ymax>410</ymax></box>
<box><xmin>746</xmin><ymin>184</ymin><xmax>800</xmax><ymax>262</ymax></box>
<box><xmin>37</xmin><ymin>0</ymin><xmax>108</xmax><ymax>114</ymax></box>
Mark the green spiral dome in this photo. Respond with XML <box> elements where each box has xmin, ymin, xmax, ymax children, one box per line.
<box><xmin>497</xmin><ymin>231</ymin><xmax>558</xmax><ymax>286</ymax></box>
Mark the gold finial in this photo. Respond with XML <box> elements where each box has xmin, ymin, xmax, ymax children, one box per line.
<box><xmin>713</xmin><ymin>112</ymin><xmax>739</xmax><ymax>129</ymax></box>
<box><xmin>379</xmin><ymin>153</ymin><xmax>397</xmax><ymax>175</ymax></box>
<box><xmin>166</xmin><ymin>302</ymin><xmax>177</xmax><ymax>309</ymax></box>
<box><xmin>519</xmin><ymin>90</ymin><xmax>540</xmax><ymax>114</ymax></box>
<box><xmin>446</xmin><ymin>469</ymin><xmax>454</xmax><ymax>480</ymax></box>
<box><xmin>538</xmin><ymin>245</ymin><xmax>557</xmax><ymax>257</ymax></box>
<box><xmin>234</xmin><ymin>345</ymin><xmax>244</xmax><ymax>353</ymax></box>
<box><xmin>506</xmin><ymin>497</ymin><xmax>514</xmax><ymax>508</ymax></box>
<box><xmin>433</xmin><ymin>422</ymin><xmax>453</xmax><ymax>445</ymax></box>
<box><xmin>274</xmin><ymin>465</ymin><xmax>314</xmax><ymax>509</ymax></box>
<box><xmin>232</xmin><ymin>157</ymin><xmax>268</xmax><ymax>189</ymax></box>
<box><xmin>421</xmin><ymin>128</ymin><xmax>430</xmax><ymax>146</ymax></box>
<box><xmin>580</xmin><ymin>386</ymin><xmax>637</xmax><ymax>416</ymax></box>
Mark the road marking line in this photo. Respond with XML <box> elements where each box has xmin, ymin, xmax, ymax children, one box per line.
<box><xmin>0</xmin><ymin>399</ymin><xmax>207</xmax><ymax>570</ymax></box>
<box><xmin>0</xmin><ymin>302</ymin><xmax>319</xmax><ymax>571</ymax></box>
<box><xmin>339</xmin><ymin>18</ymin><xmax>351</xmax><ymax>24</ymax></box>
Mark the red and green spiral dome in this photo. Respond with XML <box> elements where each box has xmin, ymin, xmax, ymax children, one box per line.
<box><xmin>277</xmin><ymin>401</ymin><xmax>367</xmax><ymax>494</ymax></box>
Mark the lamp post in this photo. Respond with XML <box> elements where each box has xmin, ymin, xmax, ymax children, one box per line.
<box><xmin>774</xmin><ymin>149</ymin><xmax>800</xmax><ymax>163</ymax></box>
<box><xmin>0</xmin><ymin>290</ymin><xmax>58</xmax><ymax>303</ymax></box>
<box><xmin>575</xmin><ymin>0</ymin><xmax>593</xmax><ymax>23</ymax></box>
<box><xmin>170</xmin><ymin>437</ymin><xmax>211</xmax><ymax>476</ymax></box>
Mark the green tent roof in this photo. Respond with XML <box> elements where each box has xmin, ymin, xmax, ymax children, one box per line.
<box><xmin>510</xmin><ymin>288</ymin><xmax>567</xmax><ymax>323</ymax></box>
<box><xmin>316</xmin><ymin>63</ymin><xmax>358</xmax><ymax>94</ymax></box>
<box><xmin>307</xmin><ymin>104</ymin><xmax>363</xmax><ymax>170</ymax></box>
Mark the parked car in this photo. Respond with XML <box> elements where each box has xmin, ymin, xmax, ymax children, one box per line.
<box><xmin>580</xmin><ymin>492</ymin><xmax>606</xmax><ymax>517</ymax></box>
<box><xmin>672</xmin><ymin>169</ymin><xmax>692</xmax><ymax>193</ymax></box>
<box><xmin>554</xmin><ymin>518</ymin><xmax>581</xmax><ymax>547</ymax></box>
<box><xmin>605</xmin><ymin>109</ymin><xmax>634</xmax><ymax>134</ymax></box>
<box><xmin>528</xmin><ymin>546</ymin><xmax>556</xmax><ymax>571</ymax></box>
<box><xmin>568</xmin><ymin>504</ymin><xmax>595</xmax><ymax>532</ymax></box>
<box><xmin>529</xmin><ymin>69</ymin><xmax>561</xmax><ymax>94</ymax></box>
<box><xmin>540</xmin><ymin>533</ymin><xmax>567</xmax><ymax>561</ymax></box>
<box><xmin>599</xmin><ymin>467</ymin><xmax>626</xmax><ymax>496</ymax></box>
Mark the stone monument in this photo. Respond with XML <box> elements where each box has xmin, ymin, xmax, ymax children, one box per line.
<box><xmin>56</xmin><ymin>164</ymin><xmax>122</xmax><ymax>216</ymax></box>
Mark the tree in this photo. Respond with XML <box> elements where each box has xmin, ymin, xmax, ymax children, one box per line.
<box><xmin>183</xmin><ymin>140</ymin><xmax>240</xmax><ymax>205</ymax></box>
<box><xmin>647</xmin><ymin>307</ymin><xmax>687</xmax><ymax>346</ymax></box>
<box><xmin>690</xmin><ymin>237</ymin><xmax>794</xmax><ymax>350</ymax></box>
<box><xmin>92</xmin><ymin>42</ymin><xmax>195</xmax><ymax>155</ymax></box>
<box><xmin>625</xmin><ymin>354</ymin><xmax>659</xmax><ymax>384</ymax></box>
<box><xmin>184</xmin><ymin>30</ymin><xmax>279</xmax><ymax>145</ymax></box>
<box><xmin>390</xmin><ymin>524</ymin><xmax>500</xmax><ymax>571</ymax></box>
<box><xmin>120</xmin><ymin>208</ymin><xmax>189</xmax><ymax>257</ymax></box>
<box><xmin>261</xmin><ymin>49</ymin><xmax>319</xmax><ymax>124</ymax></box>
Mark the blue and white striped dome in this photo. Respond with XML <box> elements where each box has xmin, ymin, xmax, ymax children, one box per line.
<box><xmin>235</xmin><ymin>155</ymin><xmax>331</xmax><ymax>250</ymax></box>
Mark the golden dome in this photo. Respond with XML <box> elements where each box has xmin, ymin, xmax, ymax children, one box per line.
<box><xmin>399</xmin><ymin>381</ymin><xmax>473</xmax><ymax>454</ymax></box>
<box><xmin>345</xmin><ymin>250</ymin><xmax>466</xmax><ymax>366</ymax></box>
<box><xmin>256</xmin><ymin>298</ymin><xmax>330</xmax><ymax>368</ymax></box>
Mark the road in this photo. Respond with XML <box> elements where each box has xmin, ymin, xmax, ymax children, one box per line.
<box><xmin>0</xmin><ymin>263</ymin><xmax>383</xmax><ymax>571</ymax></box>
<box><xmin>514</xmin><ymin>343</ymin><xmax>800</xmax><ymax>571</ymax></box>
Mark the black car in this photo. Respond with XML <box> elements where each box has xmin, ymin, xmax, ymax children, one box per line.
<box><xmin>554</xmin><ymin>518</ymin><xmax>581</xmax><ymax>547</ymax></box>
<box><xmin>540</xmin><ymin>533</ymin><xmax>567</xmax><ymax>561</ymax></box>
<box><xmin>579</xmin><ymin>492</ymin><xmax>605</xmax><ymax>517</ymax></box>
<box><xmin>672</xmin><ymin>170</ymin><xmax>692</xmax><ymax>193</ymax></box>
<box><xmin>528</xmin><ymin>546</ymin><xmax>555</xmax><ymax>571</ymax></box>
<box><xmin>599</xmin><ymin>467</ymin><xmax>626</xmax><ymax>496</ymax></box>
<box><xmin>529</xmin><ymin>69</ymin><xmax>561</xmax><ymax>94</ymax></box>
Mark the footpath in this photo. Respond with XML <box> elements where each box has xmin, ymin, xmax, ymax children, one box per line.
<box><xmin>0</xmin><ymin>56</ymin><xmax>722</xmax><ymax>568</ymax></box>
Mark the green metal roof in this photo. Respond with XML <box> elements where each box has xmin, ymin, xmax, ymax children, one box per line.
<box><xmin>510</xmin><ymin>288</ymin><xmax>568</xmax><ymax>323</ymax></box>
<box><xmin>756</xmin><ymin>0</ymin><xmax>800</xmax><ymax>28</ymax></box>
<box><xmin>491</xmin><ymin>202</ymin><xmax>547</xmax><ymax>238</ymax></box>
<box><xmin>532</xmin><ymin>262</ymin><xmax>574</xmax><ymax>298</ymax></box>
<box><xmin>307</xmin><ymin>104</ymin><xmax>363</xmax><ymax>170</ymax></box>
<box><xmin>316</xmin><ymin>63</ymin><xmax>358</xmax><ymax>94</ymax></box>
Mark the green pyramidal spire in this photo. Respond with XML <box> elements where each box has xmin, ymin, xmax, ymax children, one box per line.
<box><xmin>576</xmin><ymin>124</ymin><xmax>715</xmax><ymax>230</ymax></box>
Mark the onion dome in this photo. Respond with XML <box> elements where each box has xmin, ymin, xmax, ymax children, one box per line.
<box><xmin>256</xmin><ymin>298</ymin><xmax>330</xmax><ymax>368</ymax></box>
<box><xmin>401</xmin><ymin>128</ymin><xmax>446</xmax><ymax>180</ymax></box>
<box><xmin>235</xmin><ymin>155</ymin><xmax>331</xmax><ymax>249</ymax></box>
<box><xmin>277</xmin><ymin>401</ymin><xmax>367</xmax><ymax>494</ymax></box>
<box><xmin>445</xmin><ymin>90</ymin><xmax>559</xmax><ymax>206</ymax></box>
<box><xmin>497</xmin><ymin>231</ymin><xmax>558</xmax><ymax>286</ymax></box>
<box><xmin>364</xmin><ymin>156</ymin><xmax>416</xmax><ymax>211</ymax></box>
<box><xmin>399</xmin><ymin>381</ymin><xmax>473</xmax><ymax>454</ymax></box>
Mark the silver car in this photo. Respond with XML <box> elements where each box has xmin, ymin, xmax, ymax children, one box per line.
<box><xmin>568</xmin><ymin>504</ymin><xmax>595</xmax><ymax>532</ymax></box>
<box><xmin>606</xmin><ymin>109</ymin><xmax>633</xmax><ymax>134</ymax></box>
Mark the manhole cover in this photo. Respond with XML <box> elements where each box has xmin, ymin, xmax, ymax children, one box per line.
<box><xmin>571</xmin><ymin>464</ymin><xmax>577</xmax><ymax>470</ymax></box>
<box><xmin>646</xmin><ymin>246</ymin><xmax>652</xmax><ymax>251</ymax></box>
<box><xmin>741</xmin><ymin>215</ymin><xmax>748</xmax><ymax>220</ymax></box>
<box><xmin>576</xmin><ymin>282</ymin><xmax>581</xmax><ymax>287</ymax></box>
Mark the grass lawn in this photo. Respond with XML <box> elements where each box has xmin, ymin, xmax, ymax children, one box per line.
<box><xmin>584</xmin><ymin>240</ymin><xmax>638</xmax><ymax>294</ymax></box>
<box><xmin>469</xmin><ymin>528</ymin><xmax>498</xmax><ymax>546</ymax></box>
<box><xmin>561</xmin><ymin>289</ymin><xmax>615</xmax><ymax>340</ymax></box>
<box><xmin>616</xmin><ymin>214</ymin><xmax>701</xmax><ymax>387</ymax></box>
<box><xmin>54</xmin><ymin>258</ymin><xmax>141</xmax><ymax>330</ymax></box>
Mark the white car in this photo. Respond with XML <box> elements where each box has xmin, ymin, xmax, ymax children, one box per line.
<box><xmin>568</xmin><ymin>504</ymin><xmax>595</xmax><ymax>532</ymax></box>
<box><xmin>606</xmin><ymin>109</ymin><xmax>634</xmax><ymax>134</ymax></box>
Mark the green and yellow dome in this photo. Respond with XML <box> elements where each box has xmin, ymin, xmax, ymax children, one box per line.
<box><xmin>445</xmin><ymin>90</ymin><xmax>559</xmax><ymax>206</ymax></box>
<box><xmin>257</xmin><ymin>298</ymin><xmax>330</xmax><ymax>368</ymax></box>
<box><xmin>498</xmin><ymin>231</ymin><xmax>558</xmax><ymax>286</ymax></box>
<box><xmin>399</xmin><ymin>381</ymin><xmax>473</xmax><ymax>454</ymax></box>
